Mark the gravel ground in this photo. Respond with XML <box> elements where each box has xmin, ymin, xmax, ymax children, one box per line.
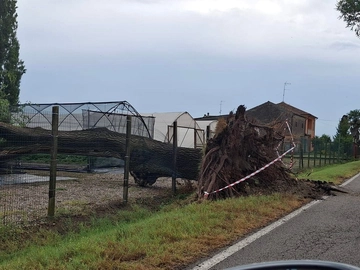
<box><xmin>0</xmin><ymin>169</ymin><xmax>332</xmax><ymax>226</ymax></box>
<box><xmin>0</xmin><ymin>170</ymin><xmax>186</xmax><ymax>225</ymax></box>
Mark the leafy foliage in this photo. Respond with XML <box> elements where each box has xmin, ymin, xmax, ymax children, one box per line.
<box><xmin>334</xmin><ymin>114</ymin><xmax>351</xmax><ymax>139</ymax></box>
<box><xmin>0</xmin><ymin>96</ymin><xmax>10</xmax><ymax>123</ymax></box>
<box><xmin>347</xmin><ymin>109</ymin><xmax>360</xmax><ymax>144</ymax></box>
<box><xmin>312</xmin><ymin>134</ymin><xmax>332</xmax><ymax>153</ymax></box>
<box><xmin>333</xmin><ymin>114</ymin><xmax>353</xmax><ymax>157</ymax></box>
<box><xmin>334</xmin><ymin>110</ymin><xmax>360</xmax><ymax>145</ymax></box>
<box><xmin>336</xmin><ymin>0</ymin><xmax>360</xmax><ymax>37</ymax></box>
<box><xmin>313</xmin><ymin>134</ymin><xmax>331</xmax><ymax>144</ymax></box>
<box><xmin>0</xmin><ymin>0</ymin><xmax>26</xmax><ymax>107</ymax></box>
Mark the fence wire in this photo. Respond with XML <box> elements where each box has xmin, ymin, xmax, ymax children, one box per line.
<box><xmin>1</xmin><ymin>101</ymin><xmax>153</xmax><ymax>225</ymax></box>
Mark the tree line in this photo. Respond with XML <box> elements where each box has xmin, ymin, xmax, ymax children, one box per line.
<box><xmin>312</xmin><ymin>110</ymin><xmax>360</xmax><ymax>158</ymax></box>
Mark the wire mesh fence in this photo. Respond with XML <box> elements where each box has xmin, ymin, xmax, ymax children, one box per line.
<box><xmin>287</xmin><ymin>140</ymin><xmax>358</xmax><ymax>172</ymax></box>
<box><xmin>0</xmin><ymin>130</ymin><xmax>51</xmax><ymax>224</ymax></box>
<box><xmin>0</xmin><ymin>101</ymin><xmax>154</xmax><ymax>225</ymax></box>
<box><xmin>2</xmin><ymin>101</ymin><xmax>358</xmax><ymax>225</ymax></box>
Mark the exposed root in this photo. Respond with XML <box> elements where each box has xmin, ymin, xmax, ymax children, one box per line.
<box><xmin>198</xmin><ymin>105</ymin><xmax>298</xmax><ymax>200</ymax></box>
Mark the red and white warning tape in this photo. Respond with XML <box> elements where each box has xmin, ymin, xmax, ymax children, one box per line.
<box><xmin>203</xmin><ymin>120</ymin><xmax>296</xmax><ymax>197</ymax></box>
<box><xmin>203</xmin><ymin>146</ymin><xmax>295</xmax><ymax>196</ymax></box>
<box><xmin>276</xmin><ymin>120</ymin><xmax>296</xmax><ymax>169</ymax></box>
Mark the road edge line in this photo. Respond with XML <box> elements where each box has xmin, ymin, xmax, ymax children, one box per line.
<box><xmin>191</xmin><ymin>172</ymin><xmax>360</xmax><ymax>270</ymax></box>
<box><xmin>340</xmin><ymin>172</ymin><xmax>360</xmax><ymax>187</ymax></box>
<box><xmin>191</xmin><ymin>199</ymin><xmax>322</xmax><ymax>270</ymax></box>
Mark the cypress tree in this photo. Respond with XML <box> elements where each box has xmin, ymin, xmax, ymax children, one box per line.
<box><xmin>0</xmin><ymin>0</ymin><xmax>26</xmax><ymax>107</ymax></box>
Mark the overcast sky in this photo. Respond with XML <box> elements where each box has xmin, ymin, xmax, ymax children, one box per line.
<box><xmin>16</xmin><ymin>0</ymin><xmax>360</xmax><ymax>137</ymax></box>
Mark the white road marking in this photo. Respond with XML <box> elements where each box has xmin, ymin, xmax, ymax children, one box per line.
<box><xmin>191</xmin><ymin>199</ymin><xmax>321</xmax><ymax>270</ymax></box>
<box><xmin>340</xmin><ymin>173</ymin><xmax>360</xmax><ymax>187</ymax></box>
<box><xmin>191</xmin><ymin>172</ymin><xmax>360</xmax><ymax>270</ymax></box>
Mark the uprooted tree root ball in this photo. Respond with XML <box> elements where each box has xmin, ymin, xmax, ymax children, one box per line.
<box><xmin>197</xmin><ymin>105</ymin><xmax>343</xmax><ymax>200</ymax></box>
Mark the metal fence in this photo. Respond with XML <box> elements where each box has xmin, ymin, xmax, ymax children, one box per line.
<box><xmin>0</xmin><ymin>101</ymin><xmax>153</xmax><ymax>225</ymax></box>
<box><xmin>285</xmin><ymin>140</ymin><xmax>358</xmax><ymax>172</ymax></box>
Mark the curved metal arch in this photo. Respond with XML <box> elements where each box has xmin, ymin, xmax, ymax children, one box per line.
<box><xmin>106</xmin><ymin>100</ymin><xmax>153</xmax><ymax>139</ymax></box>
<box><xmin>123</xmin><ymin>101</ymin><xmax>153</xmax><ymax>138</ymax></box>
<box><xmin>89</xmin><ymin>102</ymin><xmax>127</xmax><ymax>132</ymax></box>
<box><xmin>165</xmin><ymin>111</ymin><xmax>204</xmax><ymax>147</ymax></box>
<box><xmin>174</xmin><ymin>111</ymin><xmax>202</xmax><ymax>129</ymax></box>
<box><xmin>57</xmin><ymin>103</ymin><xmax>84</xmax><ymax>129</ymax></box>
<box><xmin>18</xmin><ymin>101</ymin><xmax>153</xmax><ymax>138</ymax></box>
<box><xmin>25</xmin><ymin>103</ymin><xmax>53</xmax><ymax>126</ymax></box>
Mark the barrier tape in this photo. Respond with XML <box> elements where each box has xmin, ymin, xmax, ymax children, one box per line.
<box><xmin>286</xmin><ymin>120</ymin><xmax>296</xmax><ymax>169</ymax></box>
<box><xmin>203</xmin><ymin>146</ymin><xmax>296</xmax><ymax>196</ymax></box>
<box><xmin>276</xmin><ymin>120</ymin><xmax>296</xmax><ymax>169</ymax></box>
<box><xmin>203</xmin><ymin>120</ymin><xmax>297</xmax><ymax>197</ymax></box>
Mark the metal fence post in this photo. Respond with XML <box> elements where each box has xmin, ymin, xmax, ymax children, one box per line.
<box><xmin>123</xmin><ymin>115</ymin><xmax>132</xmax><ymax>204</ymax></box>
<box><xmin>324</xmin><ymin>142</ymin><xmax>328</xmax><ymax>165</ymax></box>
<box><xmin>48</xmin><ymin>106</ymin><xmax>59</xmax><ymax>217</ymax></box>
<box><xmin>172</xmin><ymin>121</ymin><xmax>177</xmax><ymax>195</ymax></box>
<box><xmin>299</xmin><ymin>142</ymin><xmax>304</xmax><ymax>169</ymax></box>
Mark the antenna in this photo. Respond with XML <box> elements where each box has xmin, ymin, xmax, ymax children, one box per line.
<box><xmin>282</xmin><ymin>82</ymin><xmax>291</xmax><ymax>102</ymax></box>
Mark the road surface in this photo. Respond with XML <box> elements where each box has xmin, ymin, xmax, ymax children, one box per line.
<box><xmin>190</xmin><ymin>173</ymin><xmax>360</xmax><ymax>269</ymax></box>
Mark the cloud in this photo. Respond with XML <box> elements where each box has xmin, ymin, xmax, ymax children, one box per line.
<box><xmin>15</xmin><ymin>0</ymin><xmax>360</xmax><ymax>137</ymax></box>
<box><xmin>329</xmin><ymin>41</ymin><xmax>360</xmax><ymax>51</ymax></box>
<box><xmin>16</xmin><ymin>0</ymin><xmax>360</xmax><ymax>66</ymax></box>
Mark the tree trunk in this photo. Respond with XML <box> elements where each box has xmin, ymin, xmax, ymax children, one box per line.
<box><xmin>0</xmin><ymin>122</ymin><xmax>202</xmax><ymax>185</ymax></box>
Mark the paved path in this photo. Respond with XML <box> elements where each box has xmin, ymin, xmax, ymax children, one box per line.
<box><xmin>191</xmin><ymin>174</ymin><xmax>360</xmax><ymax>269</ymax></box>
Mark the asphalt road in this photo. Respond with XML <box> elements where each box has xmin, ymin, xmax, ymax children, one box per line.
<box><xmin>190</xmin><ymin>173</ymin><xmax>360</xmax><ymax>270</ymax></box>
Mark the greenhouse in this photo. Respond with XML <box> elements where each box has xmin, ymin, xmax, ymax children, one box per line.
<box><xmin>142</xmin><ymin>112</ymin><xmax>205</xmax><ymax>148</ymax></box>
<box><xmin>12</xmin><ymin>101</ymin><xmax>154</xmax><ymax>138</ymax></box>
<box><xmin>196</xmin><ymin>119</ymin><xmax>218</xmax><ymax>140</ymax></box>
<box><xmin>11</xmin><ymin>102</ymin><xmax>211</xmax><ymax>148</ymax></box>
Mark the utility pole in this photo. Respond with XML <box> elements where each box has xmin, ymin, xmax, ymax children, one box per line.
<box><xmin>219</xmin><ymin>100</ymin><xmax>223</xmax><ymax>115</ymax></box>
<box><xmin>282</xmin><ymin>82</ymin><xmax>291</xmax><ymax>102</ymax></box>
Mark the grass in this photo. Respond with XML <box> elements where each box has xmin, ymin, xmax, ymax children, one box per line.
<box><xmin>1</xmin><ymin>161</ymin><xmax>360</xmax><ymax>269</ymax></box>
<box><xmin>56</xmin><ymin>200</ymin><xmax>93</xmax><ymax>216</ymax></box>
<box><xmin>297</xmin><ymin>160</ymin><xmax>360</xmax><ymax>184</ymax></box>
<box><xmin>0</xmin><ymin>194</ymin><xmax>307</xmax><ymax>270</ymax></box>
<box><xmin>20</xmin><ymin>154</ymin><xmax>88</xmax><ymax>165</ymax></box>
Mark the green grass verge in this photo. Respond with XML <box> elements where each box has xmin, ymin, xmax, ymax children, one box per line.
<box><xmin>297</xmin><ymin>160</ymin><xmax>360</xmax><ymax>184</ymax></box>
<box><xmin>0</xmin><ymin>194</ymin><xmax>306</xmax><ymax>270</ymax></box>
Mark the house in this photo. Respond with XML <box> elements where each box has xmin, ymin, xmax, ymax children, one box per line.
<box><xmin>195</xmin><ymin>102</ymin><xmax>317</xmax><ymax>152</ymax></box>
<box><xmin>246</xmin><ymin>101</ymin><xmax>317</xmax><ymax>152</ymax></box>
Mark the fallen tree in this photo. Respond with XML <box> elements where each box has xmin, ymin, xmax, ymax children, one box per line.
<box><xmin>197</xmin><ymin>105</ymin><xmax>296</xmax><ymax>200</ymax></box>
<box><xmin>0</xmin><ymin>122</ymin><xmax>202</xmax><ymax>185</ymax></box>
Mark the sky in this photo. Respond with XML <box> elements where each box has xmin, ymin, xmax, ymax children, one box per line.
<box><xmin>15</xmin><ymin>0</ymin><xmax>360</xmax><ymax>137</ymax></box>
